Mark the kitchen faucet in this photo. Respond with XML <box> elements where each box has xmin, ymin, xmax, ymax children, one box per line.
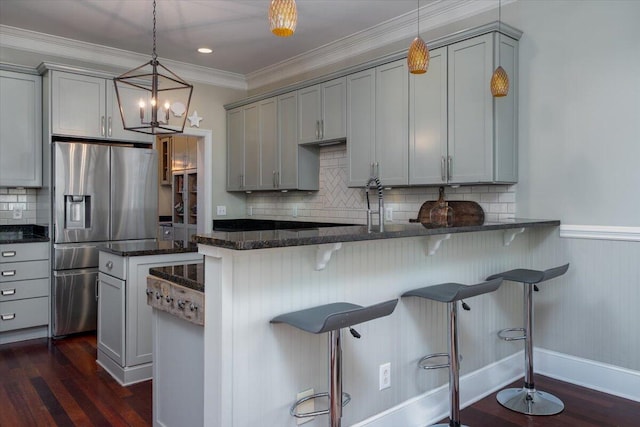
<box><xmin>365</xmin><ymin>176</ymin><xmax>384</xmax><ymax>232</ymax></box>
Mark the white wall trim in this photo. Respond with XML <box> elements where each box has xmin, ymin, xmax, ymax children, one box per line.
<box><xmin>351</xmin><ymin>351</ymin><xmax>523</xmax><ymax>427</ymax></box>
<box><xmin>351</xmin><ymin>348</ymin><xmax>640</xmax><ymax>426</ymax></box>
<box><xmin>535</xmin><ymin>348</ymin><xmax>640</xmax><ymax>403</ymax></box>
<box><xmin>0</xmin><ymin>25</ymin><xmax>246</xmax><ymax>90</ymax></box>
<box><xmin>559</xmin><ymin>225</ymin><xmax>640</xmax><ymax>242</ymax></box>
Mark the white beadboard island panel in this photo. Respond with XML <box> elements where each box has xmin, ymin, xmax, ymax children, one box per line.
<box><xmin>198</xmin><ymin>226</ymin><xmax>561</xmax><ymax>426</ymax></box>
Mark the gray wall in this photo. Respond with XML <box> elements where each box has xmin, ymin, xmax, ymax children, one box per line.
<box><xmin>512</xmin><ymin>0</ymin><xmax>640</xmax><ymax>372</ymax></box>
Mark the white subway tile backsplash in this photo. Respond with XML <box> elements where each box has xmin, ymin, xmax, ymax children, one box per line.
<box><xmin>0</xmin><ymin>188</ymin><xmax>38</xmax><ymax>225</ymax></box>
<box><xmin>246</xmin><ymin>146</ymin><xmax>516</xmax><ymax>223</ymax></box>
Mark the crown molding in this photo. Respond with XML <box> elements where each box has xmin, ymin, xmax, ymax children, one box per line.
<box><xmin>0</xmin><ymin>25</ymin><xmax>247</xmax><ymax>90</ymax></box>
<box><xmin>246</xmin><ymin>0</ymin><xmax>518</xmax><ymax>91</ymax></box>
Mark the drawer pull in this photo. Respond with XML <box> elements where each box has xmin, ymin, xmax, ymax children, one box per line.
<box><xmin>105</xmin><ymin>261</ymin><xmax>113</xmax><ymax>270</ymax></box>
<box><xmin>1</xmin><ymin>289</ymin><xmax>16</xmax><ymax>296</ymax></box>
<box><xmin>1</xmin><ymin>270</ymin><xmax>16</xmax><ymax>277</ymax></box>
<box><xmin>1</xmin><ymin>251</ymin><xmax>16</xmax><ymax>257</ymax></box>
<box><xmin>1</xmin><ymin>313</ymin><xmax>16</xmax><ymax>321</ymax></box>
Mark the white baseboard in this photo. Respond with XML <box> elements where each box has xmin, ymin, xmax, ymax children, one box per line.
<box><xmin>352</xmin><ymin>348</ymin><xmax>640</xmax><ymax>426</ymax></box>
<box><xmin>351</xmin><ymin>351</ymin><xmax>523</xmax><ymax>427</ymax></box>
<box><xmin>534</xmin><ymin>348</ymin><xmax>640</xmax><ymax>403</ymax></box>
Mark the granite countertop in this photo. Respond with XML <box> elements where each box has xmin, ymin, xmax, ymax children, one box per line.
<box><xmin>193</xmin><ymin>218</ymin><xmax>560</xmax><ymax>250</ymax></box>
<box><xmin>99</xmin><ymin>240</ymin><xmax>198</xmax><ymax>257</ymax></box>
<box><xmin>0</xmin><ymin>224</ymin><xmax>49</xmax><ymax>244</ymax></box>
<box><xmin>148</xmin><ymin>263</ymin><xmax>204</xmax><ymax>292</ymax></box>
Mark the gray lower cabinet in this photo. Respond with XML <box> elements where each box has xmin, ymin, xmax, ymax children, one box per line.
<box><xmin>348</xmin><ymin>59</ymin><xmax>409</xmax><ymax>187</ymax></box>
<box><xmin>410</xmin><ymin>32</ymin><xmax>518</xmax><ymax>185</ymax></box>
<box><xmin>0</xmin><ymin>69</ymin><xmax>42</xmax><ymax>187</ymax></box>
<box><xmin>96</xmin><ymin>250</ymin><xmax>202</xmax><ymax>386</ymax></box>
<box><xmin>0</xmin><ymin>242</ymin><xmax>49</xmax><ymax>344</ymax></box>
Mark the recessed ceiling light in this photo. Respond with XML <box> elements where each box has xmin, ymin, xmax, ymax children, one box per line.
<box><xmin>198</xmin><ymin>48</ymin><xmax>213</xmax><ymax>54</ymax></box>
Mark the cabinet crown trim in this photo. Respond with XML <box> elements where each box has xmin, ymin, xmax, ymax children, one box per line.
<box><xmin>225</xmin><ymin>22</ymin><xmax>522</xmax><ymax>111</ymax></box>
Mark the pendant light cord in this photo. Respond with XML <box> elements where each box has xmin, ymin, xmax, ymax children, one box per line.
<box><xmin>152</xmin><ymin>0</ymin><xmax>158</xmax><ymax>61</ymax></box>
<box><xmin>498</xmin><ymin>0</ymin><xmax>501</xmax><ymax>65</ymax></box>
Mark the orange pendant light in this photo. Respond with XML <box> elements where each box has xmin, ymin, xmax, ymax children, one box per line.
<box><xmin>407</xmin><ymin>0</ymin><xmax>429</xmax><ymax>74</ymax></box>
<box><xmin>269</xmin><ymin>0</ymin><xmax>297</xmax><ymax>37</ymax></box>
<box><xmin>491</xmin><ymin>0</ymin><xmax>509</xmax><ymax>97</ymax></box>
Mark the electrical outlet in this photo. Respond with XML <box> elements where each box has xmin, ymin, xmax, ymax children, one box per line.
<box><xmin>247</xmin><ymin>206</ymin><xmax>253</xmax><ymax>216</ymax></box>
<box><xmin>292</xmin><ymin>205</ymin><xmax>298</xmax><ymax>217</ymax></box>
<box><xmin>295</xmin><ymin>389</ymin><xmax>315</xmax><ymax>425</ymax></box>
<box><xmin>384</xmin><ymin>207</ymin><xmax>393</xmax><ymax>222</ymax></box>
<box><xmin>12</xmin><ymin>206</ymin><xmax>23</xmax><ymax>220</ymax></box>
<box><xmin>216</xmin><ymin>205</ymin><xmax>227</xmax><ymax>216</ymax></box>
<box><xmin>379</xmin><ymin>362</ymin><xmax>391</xmax><ymax>390</ymax></box>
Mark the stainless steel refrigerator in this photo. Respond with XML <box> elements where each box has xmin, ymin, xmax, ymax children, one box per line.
<box><xmin>52</xmin><ymin>141</ymin><xmax>157</xmax><ymax>337</ymax></box>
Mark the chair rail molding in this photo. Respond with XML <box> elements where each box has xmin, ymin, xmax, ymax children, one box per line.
<box><xmin>559</xmin><ymin>225</ymin><xmax>640</xmax><ymax>242</ymax></box>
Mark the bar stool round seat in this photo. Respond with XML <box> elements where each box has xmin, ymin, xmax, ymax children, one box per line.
<box><xmin>402</xmin><ymin>278</ymin><xmax>503</xmax><ymax>427</ymax></box>
<box><xmin>271</xmin><ymin>299</ymin><xmax>398</xmax><ymax>427</ymax></box>
<box><xmin>487</xmin><ymin>263</ymin><xmax>569</xmax><ymax>416</ymax></box>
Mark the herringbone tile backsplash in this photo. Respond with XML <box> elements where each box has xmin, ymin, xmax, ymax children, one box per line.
<box><xmin>246</xmin><ymin>144</ymin><xmax>516</xmax><ymax>224</ymax></box>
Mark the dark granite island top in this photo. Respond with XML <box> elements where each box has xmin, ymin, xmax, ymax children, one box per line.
<box><xmin>148</xmin><ymin>263</ymin><xmax>204</xmax><ymax>292</ymax></box>
<box><xmin>0</xmin><ymin>224</ymin><xmax>49</xmax><ymax>244</ymax></box>
<box><xmin>98</xmin><ymin>240</ymin><xmax>198</xmax><ymax>257</ymax></box>
<box><xmin>193</xmin><ymin>218</ymin><xmax>560</xmax><ymax>250</ymax></box>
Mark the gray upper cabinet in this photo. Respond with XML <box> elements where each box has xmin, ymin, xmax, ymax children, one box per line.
<box><xmin>0</xmin><ymin>70</ymin><xmax>42</xmax><ymax>187</ymax></box>
<box><xmin>298</xmin><ymin>77</ymin><xmax>346</xmax><ymax>144</ymax></box>
<box><xmin>50</xmin><ymin>71</ymin><xmax>152</xmax><ymax>143</ymax></box>
<box><xmin>410</xmin><ymin>32</ymin><xmax>518</xmax><ymax>185</ymax></box>
<box><xmin>258</xmin><ymin>98</ymin><xmax>278</xmax><ymax>190</ymax></box>
<box><xmin>226</xmin><ymin>102</ymin><xmax>259</xmax><ymax>192</ymax></box>
<box><xmin>227</xmin><ymin>93</ymin><xmax>319</xmax><ymax>192</ymax></box>
<box><xmin>277</xmin><ymin>92</ymin><xmax>298</xmax><ymax>190</ymax></box>
<box><xmin>409</xmin><ymin>47</ymin><xmax>448</xmax><ymax>185</ymax></box>
<box><xmin>226</xmin><ymin>107</ymin><xmax>245</xmax><ymax>191</ymax></box>
<box><xmin>348</xmin><ymin>59</ymin><xmax>408</xmax><ymax>187</ymax></box>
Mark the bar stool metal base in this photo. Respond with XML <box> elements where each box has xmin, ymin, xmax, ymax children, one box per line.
<box><xmin>497</xmin><ymin>387</ymin><xmax>564</xmax><ymax>415</ymax></box>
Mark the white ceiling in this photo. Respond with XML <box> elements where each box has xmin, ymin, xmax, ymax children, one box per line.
<box><xmin>0</xmin><ymin>0</ymin><xmax>435</xmax><ymax>75</ymax></box>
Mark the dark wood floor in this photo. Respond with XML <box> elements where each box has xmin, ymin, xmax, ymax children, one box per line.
<box><xmin>1</xmin><ymin>334</ymin><xmax>638</xmax><ymax>426</ymax></box>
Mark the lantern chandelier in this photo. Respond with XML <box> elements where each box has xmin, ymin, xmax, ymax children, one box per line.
<box><xmin>407</xmin><ymin>0</ymin><xmax>429</xmax><ymax>74</ymax></box>
<box><xmin>114</xmin><ymin>0</ymin><xmax>193</xmax><ymax>135</ymax></box>
<box><xmin>491</xmin><ymin>0</ymin><xmax>509</xmax><ymax>97</ymax></box>
<box><xmin>269</xmin><ymin>0</ymin><xmax>298</xmax><ymax>37</ymax></box>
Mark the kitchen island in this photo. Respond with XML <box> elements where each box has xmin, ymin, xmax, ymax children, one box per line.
<box><xmin>189</xmin><ymin>219</ymin><xmax>560</xmax><ymax>426</ymax></box>
<box><xmin>96</xmin><ymin>240</ymin><xmax>202</xmax><ymax>385</ymax></box>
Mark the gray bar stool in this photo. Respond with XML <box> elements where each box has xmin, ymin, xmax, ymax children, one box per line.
<box><xmin>402</xmin><ymin>278</ymin><xmax>503</xmax><ymax>427</ymax></box>
<box><xmin>271</xmin><ymin>299</ymin><xmax>398</xmax><ymax>427</ymax></box>
<box><xmin>487</xmin><ymin>263</ymin><xmax>570</xmax><ymax>416</ymax></box>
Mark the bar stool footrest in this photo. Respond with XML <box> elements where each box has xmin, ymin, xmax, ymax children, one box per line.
<box><xmin>418</xmin><ymin>352</ymin><xmax>450</xmax><ymax>370</ymax></box>
<box><xmin>497</xmin><ymin>327</ymin><xmax>526</xmax><ymax>341</ymax></box>
<box><xmin>290</xmin><ymin>391</ymin><xmax>351</xmax><ymax>418</ymax></box>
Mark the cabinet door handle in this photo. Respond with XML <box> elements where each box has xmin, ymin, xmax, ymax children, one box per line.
<box><xmin>447</xmin><ymin>156</ymin><xmax>453</xmax><ymax>181</ymax></box>
<box><xmin>375</xmin><ymin>162</ymin><xmax>380</xmax><ymax>178</ymax></box>
<box><xmin>105</xmin><ymin>261</ymin><xmax>113</xmax><ymax>270</ymax></box>
<box><xmin>1</xmin><ymin>313</ymin><xmax>16</xmax><ymax>321</ymax></box>
<box><xmin>1</xmin><ymin>289</ymin><xmax>16</xmax><ymax>296</ymax></box>
<box><xmin>320</xmin><ymin>119</ymin><xmax>324</xmax><ymax>139</ymax></box>
<box><xmin>441</xmin><ymin>157</ymin><xmax>446</xmax><ymax>182</ymax></box>
<box><xmin>108</xmin><ymin>116</ymin><xmax>112</xmax><ymax>137</ymax></box>
<box><xmin>315</xmin><ymin>120</ymin><xmax>320</xmax><ymax>139</ymax></box>
<box><xmin>95</xmin><ymin>277</ymin><xmax>99</xmax><ymax>301</ymax></box>
<box><xmin>276</xmin><ymin>171</ymin><xmax>280</xmax><ymax>188</ymax></box>
<box><xmin>370</xmin><ymin>163</ymin><xmax>374</xmax><ymax>178</ymax></box>
<box><xmin>240</xmin><ymin>174</ymin><xmax>244</xmax><ymax>189</ymax></box>
<box><xmin>273</xmin><ymin>171</ymin><xmax>276</xmax><ymax>188</ymax></box>
<box><xmin>1</xmin><ymin>270</ymin><xmax>16</xmax><ymax>277</ymax></box>
<box><xmin>101</xmin><ymin>116</ymin><xmax>106</xmax><ymax>136</ymax></box>
<box><xmin>1</xmin><ymin>251</ymin><xmax>16</xmax><ymax>257</ymax></box>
